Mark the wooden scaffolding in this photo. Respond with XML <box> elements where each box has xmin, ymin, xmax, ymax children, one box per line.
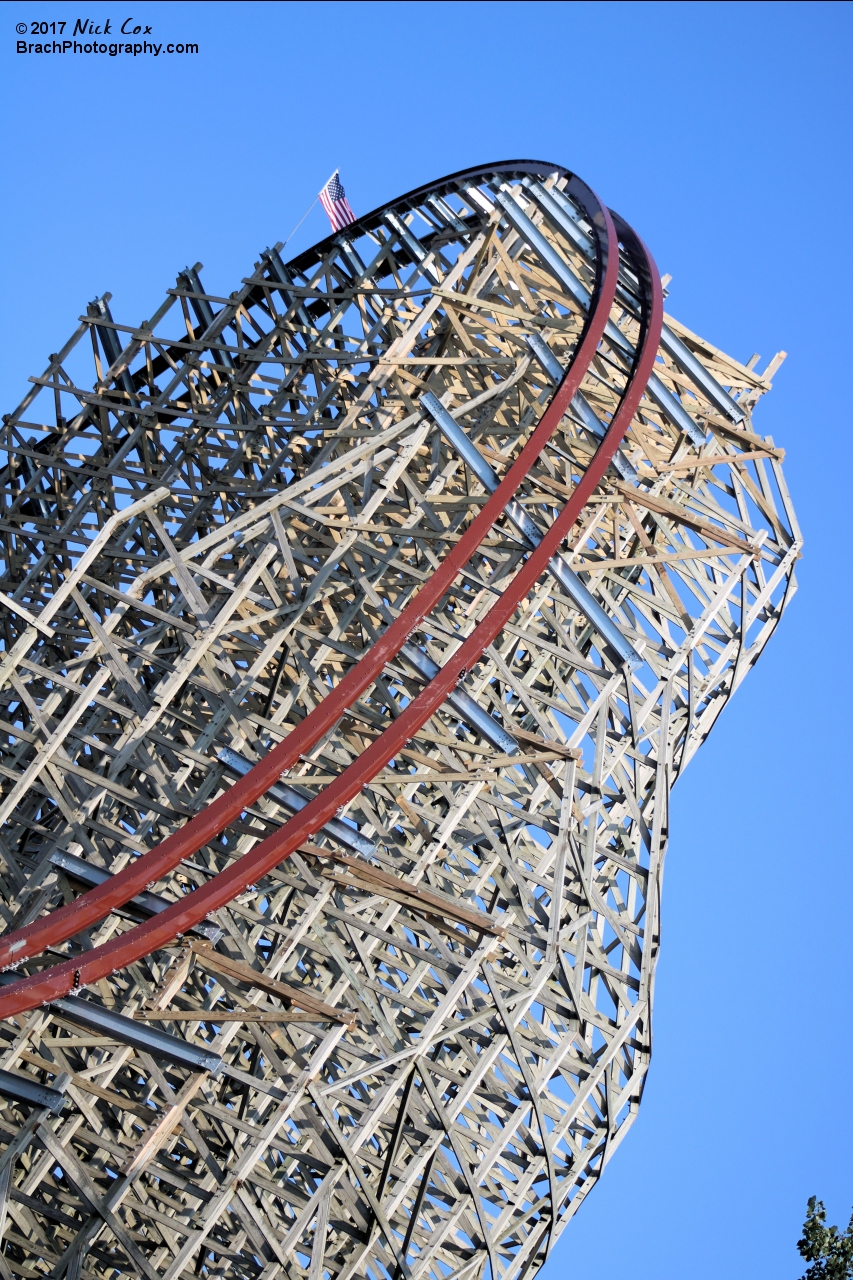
<box><xmin>0</xmin><ymin>164</ymin><xmax>798</xmax><ymax>1280</ymax></box>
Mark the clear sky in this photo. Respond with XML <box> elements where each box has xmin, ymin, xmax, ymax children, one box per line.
<box><xmin>1</xmin><ymin>2</ymin><xmax>850</xmax><ymax>1277</ymax></box>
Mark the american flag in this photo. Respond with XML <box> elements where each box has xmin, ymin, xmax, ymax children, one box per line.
<box><xmin>319</xmin><ymin>171</ymin><xmax>357</xmax><ymax>232</ymax></box>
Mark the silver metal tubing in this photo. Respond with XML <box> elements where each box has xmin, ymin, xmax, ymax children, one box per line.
<box><xmin>522</xmin><ymin>183</ymin><xmax>642</xmax><ymax>324</ymax></box>
<box><xmin>525</xmin><ymin>330</ymin><xmax>565</xmax><ymax>383</ymax></box>
<box><xmin>400</xmin><ymin>643</ymin><xmax>518</xmax><ymax>755</ymax></box>
<box><xmin>522</xmin><ymin>180</ymin><xmax>594</xmax><ymax>258</ymax></box>
<box><xmin>600</xmin><ymin>314</ymin><xmax>709</xmax><ymax>445</ymax></box>
<box><xmin>462</xmin><ymin>183</ymin><xmax>495</xmax><ymax>215</ymax></box>
<box><xmin>523</xmin><ymin>182</ymin><xmax>642</xmax><ymax>317</ymax></box>
<box><xmin>570</xmin><ymin>392</ymin><xmax>638</xmax><ymax>481</ymax></box>
<box><xmin>218</xmin><ymin>749</ymin><xmax>377</xmax><ymax>857</ymax></box>
<box><xmin>525</xmin><ymin>334</ymin><xmax>638</xmax><ymax>482</ymax></box>
<box><xmin>495</xmin><ymin>193</ymin><xmax>641</xmax><ymax>381</ymax></box>
<box><xmin>421</xmin><ymin>392</ymin><xmax>643</xmax><ymax>671</ymax></box>
<box><xmin>600</xmin><ymin>310</ymin><xmax>709</xmax><ymax>445</ymax></box>
<box><xmin>421</xmin><ymin>391</ymin><xmax>497</xmax><ymax>492</ymax></box>
<box><xmin>502</xmin><ymin>497</ymin><xmax>643</xmax><ymax>670</ymax></box>
<box><xmin>339</xmin><ymin>239</ymin><xmax>367</xmax><ymax>280</ymax></box>
<box><xmin>49</xmin><ymin>850</ymin><xmax>222</xmax><ymax>944</ymax></box>
<box><xmin>645</xmin><ymin>373</ymin><xmax>708</xmax><ymax>446</ymax></box>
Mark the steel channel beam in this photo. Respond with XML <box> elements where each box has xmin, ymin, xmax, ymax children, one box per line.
<box><xmin>49</xmin><ymin>850</ymin><xmax>222</xmax><ymax>944</ymax></box>
<box><xmin>88</xmin><ymin>296</ymin><xmax>138</xmax><ymax>405</ymax></box>
<box><xmin>0</xmin><ymin>973</ymin><xmax>220</xmax><ymax>1073</ymax></box>
<box><xmin>217</xmin><ymin>748</ymin><xmax>377</xmax><ymax>857</ymax></box>
<box><xmin>48</xmin><ymin>996</ymin><xmax>221</xmax><ymax>1074</ymax></box>
<box><xmin>525</xmin><ymin>331</ymin><xmax>637</xmax><ymax>482</ymax></box>
<box><xmin>0</xmin><ymin>1068</ymin><xmax>65</xmax><ymax>1115</ymax></box>
<box><xmin>522</xmin><ymin>179</ymin><xmax>744</xmax><ymax>425</ymax></box>
<box><xmin>419</xmin><ymin>390</ymin><xmax>642</xmax><ymax>670</ymax></box>
<box><xmin>495</xmin><ymin>188</ymin><xmax>709</xmax><ymax>446</ymax></box>
<box><xmin>398</xmin><ymin>644</ymin><xmax>519</xmax><ymax>754</ymax></box>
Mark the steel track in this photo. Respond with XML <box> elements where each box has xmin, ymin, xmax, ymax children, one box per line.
<box><xmin>0</xmin><ymin>167</ymin><xmax>612</xmax><ymax>982</ymax></box>
<box><xmin>0</xmin><ymin>168</ymin><xmax>661</xmax><ymax>1018</ymax></box>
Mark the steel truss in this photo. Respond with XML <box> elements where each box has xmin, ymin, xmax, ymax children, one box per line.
<box><xmin>0</xmin><ymin>163</ymin><xmax>798</xmax><ymax>1280</ymax></box>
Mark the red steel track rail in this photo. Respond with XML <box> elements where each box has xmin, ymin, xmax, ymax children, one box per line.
<box><xmin>0</xmin><ymin>168</ymin><xmax>613</xmax><ymax>977</ymax></box>
<box><xmin>0</xmin><ymin>183</ymin><xmax>661</xmax><ymax>1019</ymax></box>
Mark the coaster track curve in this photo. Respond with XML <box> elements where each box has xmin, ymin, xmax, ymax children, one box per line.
<box><xmin>0</xmin><ymin>162</ymin><xmax>798</xmax><ymax>1280</ymax></box>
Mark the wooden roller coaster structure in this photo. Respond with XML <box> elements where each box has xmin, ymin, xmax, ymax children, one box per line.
<box><xmin>0</xmin><ymin>162</ymin><xmax>798</xmax><ymax>1280</ymax></box>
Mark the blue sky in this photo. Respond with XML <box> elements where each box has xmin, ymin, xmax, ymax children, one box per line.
<box><xmin>1</xmin><ymin>2</ymin><xmax>851</xmax><ymax>1276</ymax></box>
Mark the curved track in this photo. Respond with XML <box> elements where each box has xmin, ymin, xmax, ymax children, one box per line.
<box><xmin>0</xmin><ymin>168</ymin><xmax>644</xmax><ymax>1013</ymax></box>
<box><xmin>0</xmin><ymin>212</ymin><xmax>660</xmax><ymax>1018</ymax></box>
<box><xmin>0</xmin><ymin>162</ymin><xmax>797</xmax><ymax>1280</ymax></box>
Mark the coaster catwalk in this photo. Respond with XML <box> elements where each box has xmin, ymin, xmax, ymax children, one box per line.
<box><xmin>0</xmin><ymin>163</ymin><xmax>798</xmax><ymax>1280</ymax></box>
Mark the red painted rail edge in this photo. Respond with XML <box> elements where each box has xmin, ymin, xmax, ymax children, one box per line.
<box><xmin>0</xmin><ymin>171</ymin><xmax>615</xmax><ymax>976</ymax></box>
<box><xmin>0</xmin><ymin>213</ymin><xmax>661</xmax><ymax>1018</ymax></box>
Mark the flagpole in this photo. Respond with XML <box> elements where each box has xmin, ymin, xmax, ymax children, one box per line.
<box><xmin>280</xmin><ymin>195</ymin><xmax>320</xmax><ymax>251</ymax></box>
<box><xmin>280</xmin><ymin>170</ymin><xmax>339</xmax><ymax>250</ymax></box>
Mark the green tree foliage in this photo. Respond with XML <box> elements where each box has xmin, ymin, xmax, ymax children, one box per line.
<box><xmin>798</xmin><ymin>1197</ymin><xmax>853</xmax><ymax>1279</ymax></box>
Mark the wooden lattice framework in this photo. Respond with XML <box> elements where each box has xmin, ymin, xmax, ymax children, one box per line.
<box><xmin>0</xmin><ymin>162</ymin><xmax>798</xmax><ymax>1280</ymax></box>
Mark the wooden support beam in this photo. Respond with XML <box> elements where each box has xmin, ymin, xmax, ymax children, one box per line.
<box><xmin>0</xmin><ymin>163</ymin><xmax>795</xmax><ymax>1280</ymax></box>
